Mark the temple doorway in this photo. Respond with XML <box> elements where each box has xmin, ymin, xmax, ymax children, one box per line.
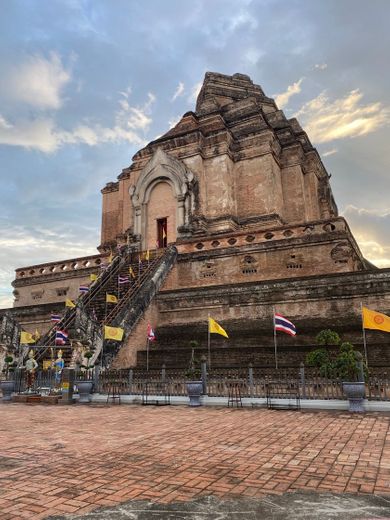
<box><xmin>157</xmin><ymin>218</ymin><xmax>167</xmax><ymax>248</ymax></box>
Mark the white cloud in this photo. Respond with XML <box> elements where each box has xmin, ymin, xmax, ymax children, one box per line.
<box><xmin>0</xmin><ymin>292</ymin><xmax>13</xmax><ymax>309</ymax></box>
<box><xmin>0</xmin><ymin>115</ymin><xmax>59</xmax><ymax>153</ymax></box>
<box><xmin>314</xmin><ymin>63</ymin><xmax>328</xmax><ymax>70</ymax></box>
<box><xmin>188</xmin><ymin>81</ymin><xmax>202</xmax><ymax>104</ymax></box>
<box><xmin>3</xmin><ymin>52</ymin><xmax>71</xmax><ymax>110</ymax></box>
<box><xmin>0</xmin><ymin>223</ymin><xmax>98</xmax><ymax>309</ymax></box>
<box><xmin>342</xmin><ymin>205</ymin><xmax>390</xmax><ymax>268</ymax></box>
<box><xmin>0</xmin><ymin>91</ymin><xmax>156</xmax><ymax>153</ymax></box>
<box><xmin>322</xmin><ymin>148</ymin><xmax>338</xmax><ymax>157</ymax></box>
<box><xmin>226</xmin><ymin>10</ymin><xmax>258</xmax><ymax>33</ymax></box>
<box><xmin>294</xmin><ymin>89</ymin><xmax>390</xmax><ymax>144</ymax></box>
<box><xmin>274</xmin><ymin>78</ymin><xmax>304</xmax><ymax>109</ymax></box>
<box><xmin>168</xmin><ymin>115</ymin><xmax>181</xmax><ymax>129</ymax></box>
<box><xmin>171</xmin><ymin>82</ymin><xmax>185</xmax><ymax>102</ymax></box>
<box><xmin>244</xmin><ymin>48</ymin><xmax>264</xmax><ymax>65</ymax></box>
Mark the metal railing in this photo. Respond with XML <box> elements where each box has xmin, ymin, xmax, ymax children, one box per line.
<box><xmin>5</xmin><ymin>364</ymin><xmax>390</xmax><ymax>403</ymax></box>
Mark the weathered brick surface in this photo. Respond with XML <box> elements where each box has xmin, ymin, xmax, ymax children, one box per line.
<box><xmin>0</xmin><ymin>404</ymin><xmax>389</xmax><ymax>519</ymax></box>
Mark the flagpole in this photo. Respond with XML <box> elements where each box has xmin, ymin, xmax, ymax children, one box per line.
<box><xmin>146</xmin><ymin>338</ymin><xmax>150</xmax><ymax>372</ymax></box>
<box><xmin>101</xmin><ymin>337</ymin><xmax>104</xmax><ymax>369</ymax></box>
<box><xmin>360</xmin><ymin>301</ymin><xmax>369</xmax><ymax>369</ymax></box>
<box><xmin>207</xmin><ymin>312</ymin><xmax>211</xmax><ymax>369</ymax></box>
<box><xmin>273</xmin><ymin>306</ymin><xmax>278</xmax><ymax>370</ymax></box>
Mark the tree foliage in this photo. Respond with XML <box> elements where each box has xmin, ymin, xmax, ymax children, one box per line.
<box><xmin>315</xmin><ymin>329</ymin><xmax>341</xmax><ymax>347</ymax></box>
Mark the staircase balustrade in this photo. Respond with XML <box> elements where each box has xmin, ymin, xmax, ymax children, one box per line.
<box><xmin>34</xmin><ymin>246</ymin><xmax>177</xmax><ymax>366</ymax></box>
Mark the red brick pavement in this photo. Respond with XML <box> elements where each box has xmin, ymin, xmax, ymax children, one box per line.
<box><xmin>0</xmin><ymin>403</ymin><xmax>389</xmax><ymax>519</ymax></box>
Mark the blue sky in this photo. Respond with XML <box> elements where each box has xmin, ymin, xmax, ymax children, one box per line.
<box><xmin>1</xmin><ymin>0</ymin><xmax>390</xmax><ymax>307</ymax></box>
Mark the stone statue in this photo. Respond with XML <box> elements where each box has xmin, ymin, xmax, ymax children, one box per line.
<box><xmin>54</xmin><ymin>349</ymin><xmax>65</xmax><ymax>386</ymax></box>
<box><xmin>25</xmin><ymin>349</ymin><xmax>38</xmax><ymax>392</ymax></box>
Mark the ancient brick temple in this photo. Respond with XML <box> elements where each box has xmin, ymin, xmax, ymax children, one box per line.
<box><xmin>3</xmin><ymin>72</ymin><xmax>390</xmax><ymax>368</ymax></box>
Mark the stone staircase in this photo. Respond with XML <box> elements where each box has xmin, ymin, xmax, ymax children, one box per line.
<box><xmin>34</xmin><ymin>245</ymin><xmax>177</xmax><ymax>367</ymax></box>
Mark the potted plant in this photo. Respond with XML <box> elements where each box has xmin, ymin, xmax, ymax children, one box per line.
<box><xmin>306</xmin><ymin>331</ymin><xmax>366</xmax><ymax>412</ymax></box>
<box><xmin>185</xmin><ymin>344</ymin><xmax>203</xmax><ymax>407</ymax></box>
<box><xmin>336</xmin><ymin>342</ymin><xmax>366</xmax><ymax>412</ymax></box>
<box><xmin>1</xmin><ymin>354</ymin><xmax>16</xmax><ymax>401</ymax></box>
<box><xmin>76</xmin><ymin>349</ymin><xmax>95</xmax><ymax>403</ymax></box>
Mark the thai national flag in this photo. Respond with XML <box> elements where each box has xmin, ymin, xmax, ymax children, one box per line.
<box><xmin>79</xmin><ymin>285</ymin><xmax>89</xmax><ymax>293</ymax></box>
<box><xmin>51</xmin><ymin>314</ymin><xmax>61</xmax><ymax>323</ymax></box>
<box><xmin>118</xmin><ymin>275</ymin><xmax>129</xmax><ymax>284</ymax></box>
<box><xmin>55</xmin><ymin>330</ymin><xmax>68</xmax><ymax>345</ymax></box>
<box><xmin>147</xmin><ymin>323</ymin><xmax>156</xmax><ymax>342</ymax></box>
<box><xmin>274</xmin><ymin>313</ymin><xmax>297</xmax><ymax>336</ymax></box>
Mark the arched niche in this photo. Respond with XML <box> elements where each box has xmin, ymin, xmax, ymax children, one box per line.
<box><xmin>130</xmin><ymin>148</ymin><xmax>197</xmax><ymax>249</ymax></box>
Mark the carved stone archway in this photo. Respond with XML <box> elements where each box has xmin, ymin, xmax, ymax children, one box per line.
<box><xmin>130</xmin><ymin>148</ymin><xmax>197</xmax><ymax>249</ymax></box>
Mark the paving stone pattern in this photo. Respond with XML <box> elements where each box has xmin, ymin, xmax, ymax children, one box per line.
<box><xmin>0</xmin><ymin>403</ymin><xmax>389</xmax><ymax>519</ymax></box>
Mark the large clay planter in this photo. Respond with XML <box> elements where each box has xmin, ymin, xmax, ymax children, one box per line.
<box><xmin>186</xmin><ymin>381</ymin><xmax>203</xmax><ymax>407</ymax></box>
<box><xmin>76</xmin><ymin>381</ymin><xmax>93</xmax><ymax>404</ymax></box>
<box><xmin>0</xmin><ymin>380</ymin><xmax>15</xmax><ymax>401</ymax></box>
<box><xmin>343</xmin><ymin>382</ymin><xmax>365</xmax><ymax>412</ymax></box>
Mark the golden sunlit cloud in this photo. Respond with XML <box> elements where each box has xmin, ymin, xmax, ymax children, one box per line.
<box><xmin>295</xmin><ymin>89</ymin><xmax>390</xmax><ymax>144</ymax></box>
<box><xmin>342</xmin><ymin>205</ymin><xmax>390</xmax><ymax>268</ymax></box>
<box><xmin>274</xmin><ymin>78</ymin><xmax>304</xmax><ymax>109</ymax></box>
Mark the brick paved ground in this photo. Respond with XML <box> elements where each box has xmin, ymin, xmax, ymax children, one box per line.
<box><xmin>0</xmin><ymin>403</ymin><xmax>389</xmax><ymax>519</ymax></box>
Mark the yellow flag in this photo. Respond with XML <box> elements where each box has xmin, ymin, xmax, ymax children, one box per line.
<box><xmin>34</xmin><ymin>329</ymin><xmax>40</xmax><ymax>341</ymax></box>
<box><xmin>162</xmin><ymin>228</ymin><xmax>167</xmax><ymax>240</ymax></box>
<box><xmin>145</xmin><ymin>249</ymin><xmax>150</xmax><ymax>261</ymax></box>
<box><xmin>362</xmin><ymin>307</ymin><xmax>390</xmax><ymax>333</ymax></box>
<box><xmin>129</xmin><ymin>266</ymin><xmax>135</xmax><ymax>278</ymax></box>
<box><xmin>104</xmin><ymin>325</ymin><xmax>124</xmax><ymax>341</ymax></box>
<box><xmin>90</xmin><ymin>274</ymin><xmax>97</xmax><ymax>282</ymax></box>
<box><xmin>65</xmin><ymin>299</ymin><xmax>76</xmax><ymax>308</ymax></box>
<box><xmin>108</xmin><ymin>251</ymin><xmax>113</xmax><ymax>263</ymax></box>
<box><xmin>20</xmin><ymin>331</ymin><xmax>35</xmax><ymax>344</ymax></box>
<box><xmin>106</xmin><ymin>293</ymin><xmax>118</xmax><ymax>304</ymax></box>
<box><xmin>208</xmin><ymin>317</ymin><xmax>229</xmax><ymax>338</ymax></box>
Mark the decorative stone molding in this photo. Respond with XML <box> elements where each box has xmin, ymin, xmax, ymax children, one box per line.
<box><xmin>130</xmin><ymin>148</ymin><xmax>198</xmax><ymax>249</ymax></box>
<box><xmin>286</xmin><ymin>252</ymin><xmax>304</xmax><ymax>269</ymax></box>
<box><xmin>240</xmin><ymin>255</ymin><xmax>259</xmax><ymax>275</ymax></box>
<box><xmin>331</xmin><ymin>242</ymin><xmax>354</xmax><ymax>264</ymax></box>
<box><xmin>200</xmin><ymin>260</ymin><xmax>217</xmax><ymax>279</ymax></box>
<box><xmin>15</xmin><ymin>253</ymin><xmax>102</xmax><ymax>281</ymax></box>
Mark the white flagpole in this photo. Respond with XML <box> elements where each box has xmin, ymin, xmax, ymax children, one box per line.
<box><xmin>360</xmin><ymin>302</ymin><xmax>369</xmax><ymax>368</ymax></box>
<box><xmin>146</xmin><ymin>338</ymin><xmax>150</xmax><ymax>372</ymax></box>
<box><xmin>273</xmin><ymin>306</ymin><xmax>278</xmax><ymax>370</ymax></box>
<box><xmin>207</xmin><ymin>313</ymin><xmax>211</xmax><ymax>369</ymax></box>
<box><xmin>101</xmin><ymin>340</ymin><xmax>105</xmax><ymax>369</ymax></box>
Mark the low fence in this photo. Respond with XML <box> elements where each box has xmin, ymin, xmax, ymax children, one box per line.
<box><xmin>4</xmin><ymin>365</ymin><xmax>390</xmax><ymax>402</ymax></box>
<box><xmin>91</xmin><ymin>365</ymin><xmax>390</xmax><ymax>402</ymax></box>
<box><xmin>10</xmin><ymin>369</ymin><xmax>58</xmax><ymax>394</ymax></box>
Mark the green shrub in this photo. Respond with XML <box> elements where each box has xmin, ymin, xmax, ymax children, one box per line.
<box><xmin>315</xmin><ymin>329</ymin><xmax>341</xmax><ymax>347</ymax></box>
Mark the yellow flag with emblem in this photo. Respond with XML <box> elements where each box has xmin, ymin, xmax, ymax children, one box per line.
<box><xmin>20</xmin><ymin>331</ymin><xmax>35</xmax><ymax>344</ymax></box>
<box><xmin>362</xmin><ymin>307</ymin><xmax>390</xmax><ymax>333</ymax></box>
<box><xmin>129</xmin><ymin>266</ymin><xmax>136</xmax><ymax>278</ymax></box>
<box><xmin>90</xmin><ymin>273</ymin><xmax>97</xmax><ymax>282</ymax></box>
<box><xmin>106</xmin><ymin>293</ymin><xmax>118</xmax><ymax>304</ymax></box>
<box><xmin>208</xmin><ymin>317</ymin><xmax>229</xmax><ymax>338</ymax></box>
<box><xmin>65</xmin><ymin>299</ymin><xmax>76</xmax><ymax>308</ymax></box>
<box><xmin>104</xmin><ymin>325</ymin><xmax>124</xmax><ymax>341</ymax></box>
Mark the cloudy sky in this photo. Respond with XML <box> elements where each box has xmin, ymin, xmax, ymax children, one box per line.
<box><xmin>1</xmin><ymin>0</ymin><xmax>389</xmax><ymax>308</ymax></box>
